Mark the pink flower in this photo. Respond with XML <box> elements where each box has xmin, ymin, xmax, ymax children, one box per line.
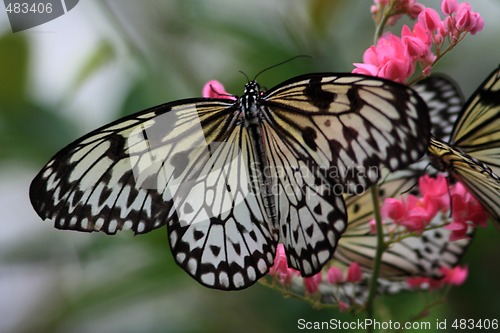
<box><xmin>419</xmin><ymin>174</ymin><xmax>450</xmax><ymax>213</ymax></box>
<box><xmin>303</xmin><ymin>273</ymin><xmax>322</xmax><ymax>294</ymax></box>
<box><xmin>450</xmin><ymin>182</ymin><xmax>489</xmax><ymax>227</ymax></box>
<box><xmin>371</xmin><ymin>0</ymin><xmax>424</xmax><ymax>21</ymax></box>
<box><xmin>407</xmin><ymin>2</ymin><xmax>425</xmax><ymax>19</ymax></box>
<box><xmin>268</xmin><ymin>244</ymin><xmax>297</xmax><ymax>285</ymax></box>
<box><xmin>441</xmin><ymin>266</ymin><xmax>468</xmax><ymax>286</ymax></box>
<box><xmin>441</xmin><ymin>0</ymin><xmax>459</xmax><ymax>15</ymax></box>
<box><xmin>401</xmin><ymin>23</ymin><xmax>436</xmax><ymax>66</ymax></box>
<box><xmin>403</xmin><ymin>195</ymin><xmax>435</xmax><ymax>232</ymax></box>
<box><xmin>327</xmin><ymin>266</ymin><xmax>344</xmax><ymax>284</ymax></box>
<box><xmin>369</xmin><ymin>218</ymin><xmax>377</xmax><ymax>234</ymax></box>
<box><xmin>406</xmin><ymin>276</ymin><xmax>431</xmax><ymax>288</ymax></box>
<box><xmin>359</xmin><ymin>0</ymin><xmax>484</xmax><ymax>82</ymax></box>
<box><xmin>418</xmin><ymin>8</ymin><xmax>441</xmax><ymax>32</ymax></box>
<box><xmin>443</xmin><ymin>181</ymin><xmax>488</xmax><ymax>241</ymax></box>
<box><xmin>381</xmin><ymin>192</ymin><xmax>434</xmax><ymax>233</ymax></box>
<box><xmin>202</xmin><ymin>80</ymin><xmax>235</xmax><ymax>99</ymax></box>
<box><xmin>346</xmin><ymin>262</ymin><xmax>363</xmax><ymax>283</ymax></box>
<box><xmin>353</xmin><ymin>33</ymin><xmax>414</xmax><ymax>82</ymax></box>
<box><xmin>381</xmin><ymin>197</ymin><xmax>406</xmax><ymax>221</ymax></box>
<box><xmin>444</xmin><ymin>219</ymin><xmax>469</xmax><ymax>241</ymax></box>
<box><xmin>455</xmin><ymin>2</ymin><xmax>484</xmax><ymax>35</ymax></box>
<box><xmin>402</xmin><ymin>24</ymin><xmax>428</xmax><ymax>58</ymax></box>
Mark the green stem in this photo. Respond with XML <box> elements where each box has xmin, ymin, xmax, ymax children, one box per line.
<box><xmin>373</xmin><ymin>14</ymin><xmax>389</xmax><ymax>44</ymax></box>
<box><xmin>366</xmin><ymin>184</ymin><xmax>386</xmax><ymax>332</ymax></box>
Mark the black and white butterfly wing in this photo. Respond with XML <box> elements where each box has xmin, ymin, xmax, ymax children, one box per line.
<box><xmin>262</xmin><ymin>74</ymin><xmax>431</xmax><ymax>190</ymax></box>
<box><xmin>451</xmin><ymin>66</ymin><xmax>500</xmax><ymax>177</ymax></box>
<box><xmin>30</xmin><ymin>99</ymin><xmax>277</xmax><ymax>290</ymax></box>
<box><xmin>429</xmin><ymin>66</ymin><xmax>500</xmax><ymax>225</ymax></box>
<box><xmin>260</xmin><ymin>121</ymin><xmax>347</xmax><ymax>276</ymax></box>
<box><xmin>412</xmin><ymin>74</ymin><xmax>464</xmax><ymax>142</ymax></box>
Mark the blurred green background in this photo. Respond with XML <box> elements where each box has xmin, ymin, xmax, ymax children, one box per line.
<box><xmin>1</xmin><ymin>1</ymin><xmax>499</xmax><ymax>332</ymax></box>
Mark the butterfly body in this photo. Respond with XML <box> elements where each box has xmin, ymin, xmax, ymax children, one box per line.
<box><xmin>236</xmin><ymin>81</ymin><xmax>278</xmax><ymax>226</ymax></box>
<box><xmin>30</xmin><ymin>73</ymin><xmax>430</xmax><ymax>289</ymax></box>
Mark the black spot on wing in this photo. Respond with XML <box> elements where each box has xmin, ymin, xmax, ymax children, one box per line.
<box><xmin>210</xmin><ymin>245</ymin><xmax>221</xmax><ymax>256</ymax></box>
<box><xmin>346</xmin><ymin>86</ymin><xmax>364</xmax><ymax>112</ymax></box>
<box><xmin>106</xmin><ymin>134</ymin><xmax>129</xmax><ymax>159</ymax></box>
<box><xmin>303</xmin><ymin>77</ymin><xmax>336</xmax><ymax>109</ymax></box>
<box><xmin>302</xmin><ymin>127</ymin><xmax>318</xmax><ymax>151</ymax></box>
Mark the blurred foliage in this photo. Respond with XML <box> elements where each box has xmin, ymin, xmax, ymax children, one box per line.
<box><xmin>1</xmin><ymin>1</ymin><xmax>499</xmax><ymax>333</ymax></box>
<box><xmin>0</xmin><ymin>34</ymin><xmax>78</xmax><ymax>162</ymax></box>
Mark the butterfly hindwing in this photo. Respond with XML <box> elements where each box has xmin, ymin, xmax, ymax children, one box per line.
<box><xmin>412</xmin><ymin>74</ymin><xmax>464</xmax><ymax>142</ymax></box>
<box><xmin>261</xmin><ymin>121</ymin><xmax>347</xmax><ymax>276</ymax></box>
<box><xmin>166</xmin><ymin>122</ymin><xmax>277</xmax><ymax>289</ymax></box>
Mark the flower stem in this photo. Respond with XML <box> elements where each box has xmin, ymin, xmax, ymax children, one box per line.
<box><xmin>366</xmin><ymin>184</ymin><xmax>386</xmax><ymax>331</ymax></box>
<box><xmin>373</xmin><ymin>14</ymin><xmax>389</xmax><ymax>44</ymax></box>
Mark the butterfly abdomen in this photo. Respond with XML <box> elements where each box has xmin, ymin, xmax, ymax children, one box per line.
<box><xmin>240</xmin><ymin>82</ymin><xmax>278</xmax><ymax>225</ymax></box>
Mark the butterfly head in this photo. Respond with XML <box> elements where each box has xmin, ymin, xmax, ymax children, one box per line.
<box><xmin>240</xmin><ymin>81</ymin><xmax>262</xmax><ymax>126</ymax></box>
<box><xmin>243</xmin><ymin>80</ymin><xmax>261</xmax><ymax>96</ymax></box>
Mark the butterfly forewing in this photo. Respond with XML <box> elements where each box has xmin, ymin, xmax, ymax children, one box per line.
<box><xmin>263</xmin><ymin>74</ymin><xmax>430</xmax><ymax>191</ymax></box>
<box><xmin>30</xmin><ymin>99</ymin><xmax>236</xmax><ymax>234</ymax></box>
<box><xmin>451</xmin><ymin>66</ymin><xmax>500</xmax><ymax>177</ymax></box>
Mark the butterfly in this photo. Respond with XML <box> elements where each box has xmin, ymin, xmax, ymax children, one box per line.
<box><xmin>29</xmin><ymin>72</ymin><xmax>430</xmax><ymax>290</ymax></box>
<box><xmin>427</xmin><ymin>65</ymin><xmax>500</xmax><ymax>228</ymax></box>
<box><xmin>336</xmin><ymin>74</ymin><xmax>469</xmax><ymax>281</ymax></box>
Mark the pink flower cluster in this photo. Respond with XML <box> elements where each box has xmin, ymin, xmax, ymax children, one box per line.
<box><xmin>378</xmin><ymin>175</ymin><xmax>488</xmax><ymax>240</ymax></box>
<box><xmin>354</xmin><ymin>0</ymin><xmax>484</xmax><ymax>82</ymax></box>
<box><xmin>268</xmin><ymin>244</ymin><xmax>363</xmax><ymax>294</ymax></box>
<box><xmin>445</xmin><ymin>182</ymin><xmax>489</xmax><ymax>241</ymax></box>
<box><xmin>406</xmin><ymin>265</ymin><xmax>469</xmax><ymax>289</ymax></box>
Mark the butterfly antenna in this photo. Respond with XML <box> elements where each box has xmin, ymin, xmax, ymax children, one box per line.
<box><xmin>253</xmin><ymin>55</ymin><xmax>312</xmax><ymax>81</ymax></box>
<box><xmin>239</xmin><ymin>71</ymin><xmax>251</xmax><ymax>83</ymax></box>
